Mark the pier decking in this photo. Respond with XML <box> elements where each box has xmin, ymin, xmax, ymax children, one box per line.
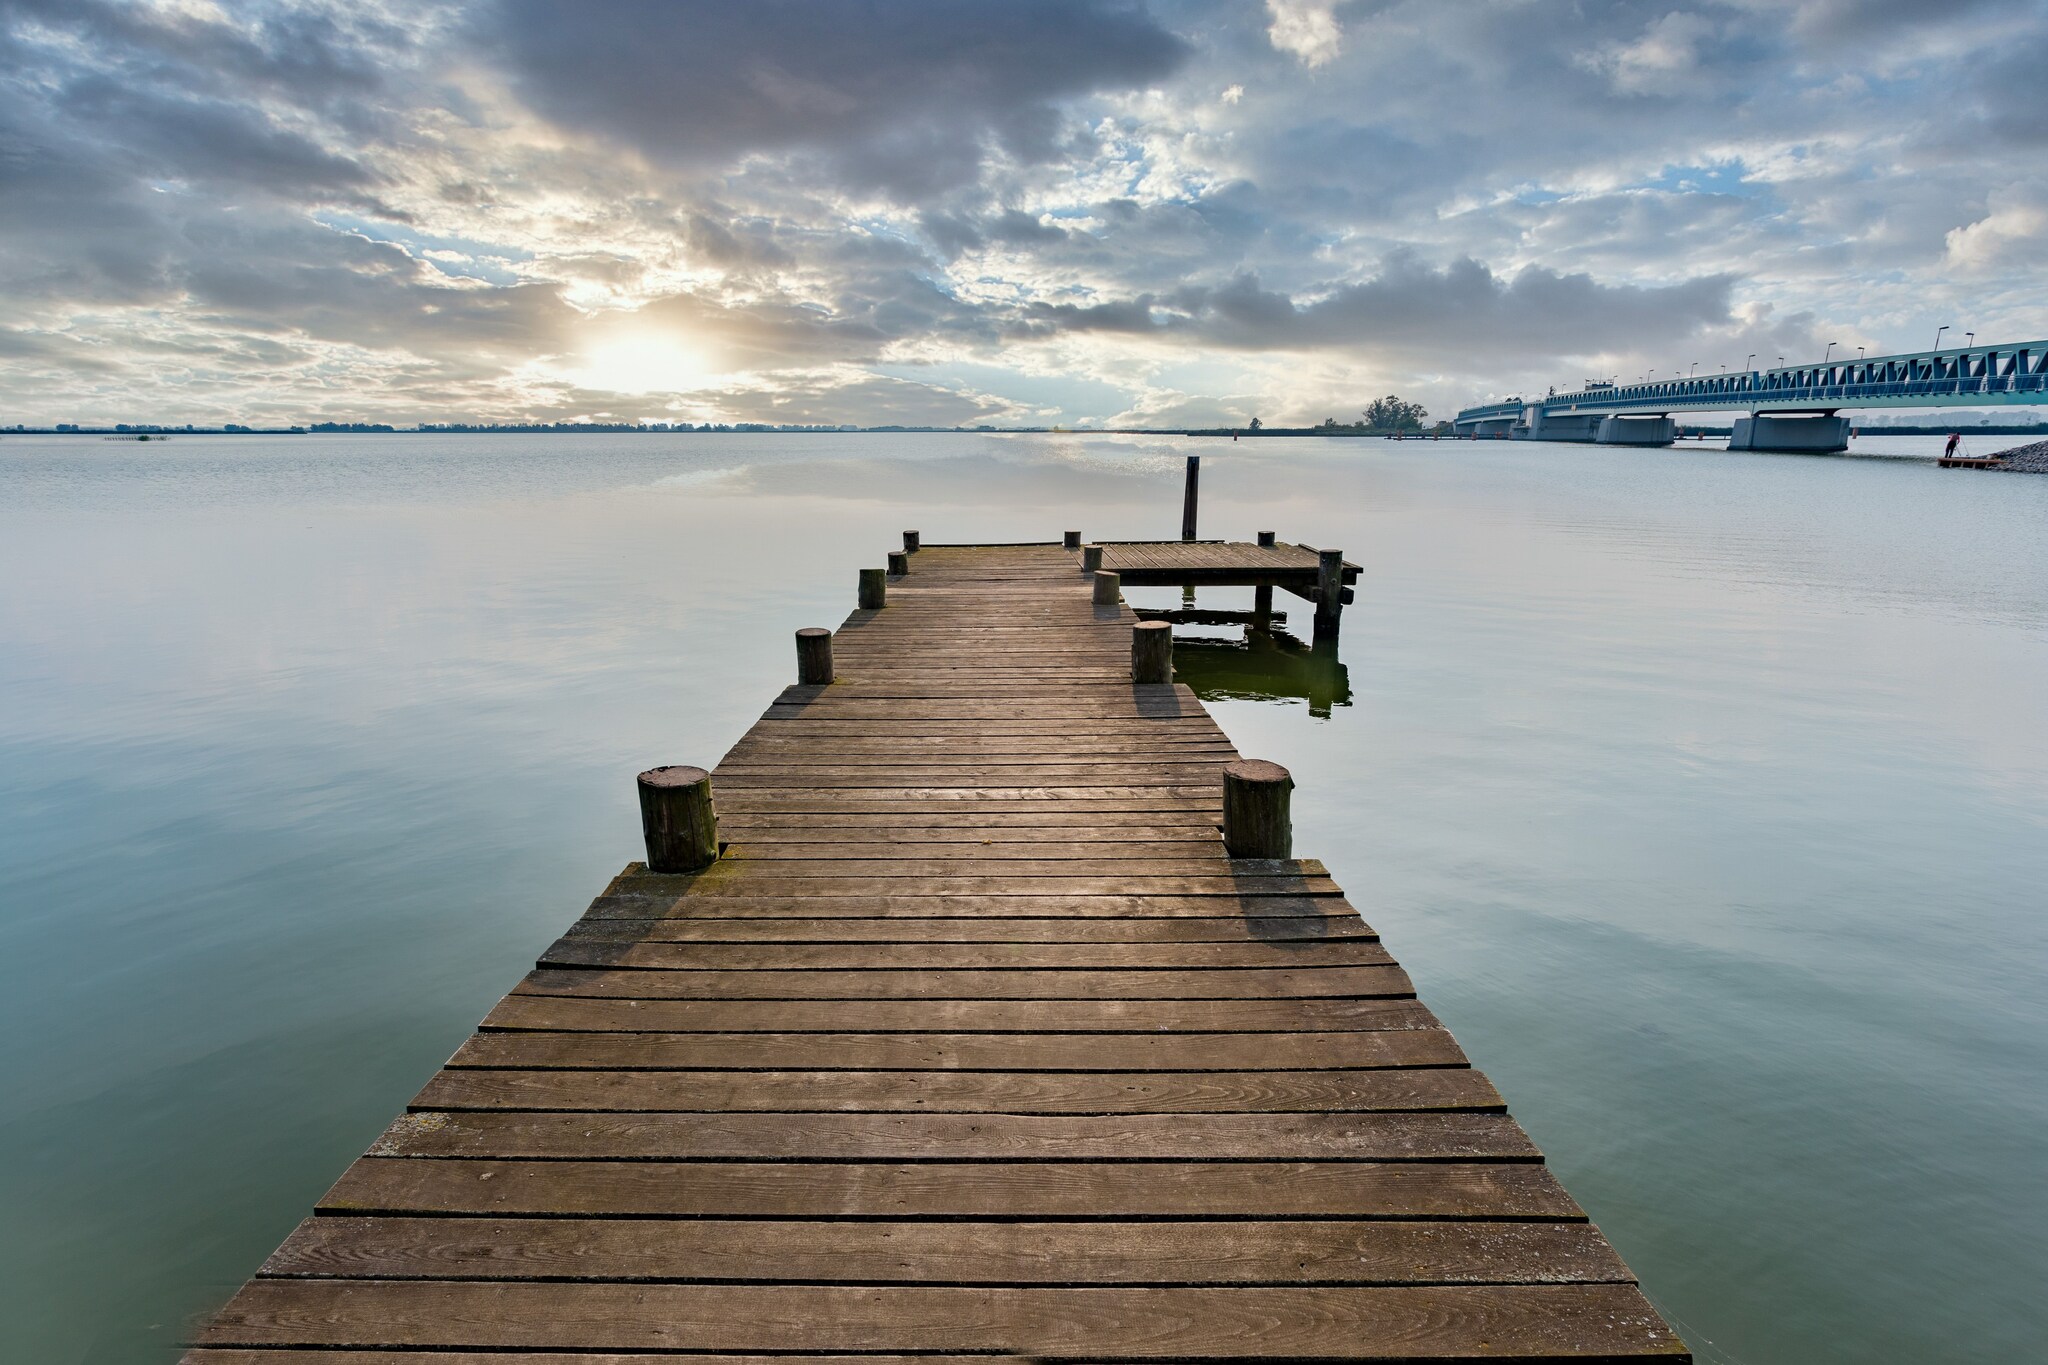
<box><xmin>188</xmin><ymin>540</ymin><xmax>1685</xmax><ymax>1362</ymax></box>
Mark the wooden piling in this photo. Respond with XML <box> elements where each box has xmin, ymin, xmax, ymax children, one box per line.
<box><xmin>1081</xmin><ymin>545</ymin><xmax>1103</xmax><ymax>573</ymax></box>
<box><xmin>636</xmin><ymin>765</ymin><xmax>718</xmax><ymax>873</ymax></box>
<box><xmin>1222</xmin><ymin>758</ymin><xmax>1292</xmax><ymax>858</ymax></box>
<box><xmin>1092</xmin><ymin>570</ymin><xmax>1121</xmax><ymax>605</ymax></box>
<box><xmin>888</xmin><ymin>550</ymin><xmax>910</xmax><ymax>577</ymax></box>
<box><xmin>902</xmin><ymin>531</ymin><xmax>920</xmax><ymax>553</ymax></box>
<box><xmin>1314</xmin><ymin>547</ymin><xmax>1345</xmax><ymax>637</ymax></box>
<box><xmin>858</xmin><ymin>567</ymin><xmax>887</xmax><ymax>610</ymax></box>
<box><xmin>1064</xmin><ymin>530</ymin><xmax>1082</xmax><ymax>549</ymax></box>
<box><xmin>794</xmin><ymin>628</ymin><xmax>833</xmax><ymax>685</ymax></box>
<box><xmin>1181</xmin><ymin>455</ymin><xmax>1200</xmax><ymax>541</ymax></box>
<box><xmin>1132</xmin><ymin>620</ymin><xmax>1173</xmax><ymax>683</ymax></box>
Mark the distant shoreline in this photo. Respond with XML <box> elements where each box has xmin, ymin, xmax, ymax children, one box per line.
<box><xmin>14</xmin><ymin>422</ymin><xmax>2048</xmax><ymax>439</ymax></box>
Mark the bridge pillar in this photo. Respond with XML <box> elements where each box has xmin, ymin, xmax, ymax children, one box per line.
<box><xmin>1594</xmin><ymin>415</ymin><xmax>1676</xmax><ymax>446</ymax></box>
<box><xmin>1728</xmin><ymin>413</ymin><xmax>1851</xmax><ymax>454</ymax></box>
<box><xmin>1515</xmin><ymin>409</ymin><xmax>1604</xmax><ymax>442</ymax></box>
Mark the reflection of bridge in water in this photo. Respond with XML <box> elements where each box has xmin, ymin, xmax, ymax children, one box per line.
<box><xmin>1453</xmin><ymin>339</ymin><xmax>2048</xmax><ymax>452</ymax></box>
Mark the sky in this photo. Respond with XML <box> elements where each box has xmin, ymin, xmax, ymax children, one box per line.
<box><xmin>2</xmin><ymin>0</ymin><xmax>2044</xmax><ymax>429</ymax></box>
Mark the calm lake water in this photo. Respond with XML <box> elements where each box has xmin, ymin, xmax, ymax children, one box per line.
<box><xmin>3</xmin><ymin>431</ymin><xmax>2045</xmax><ymax>1363</ymax></box>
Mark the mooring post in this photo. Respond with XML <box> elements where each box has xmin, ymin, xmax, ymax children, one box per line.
<box><xmin>1132</xmin><ymin>620</ymin><xmax>1172</xmax><ymax>683</ymax></box>
<box><xmin>858</xmin><ymin>567</ymin><xmax>887</xmax><ymax>610</ymax></box>
<box><xmin>1092</xmin><ymin>570</ymin><xmax>1122</xmax><ymax>605</ymax></box>
<box><xmin>1221</xmin><ymin>759</ymin><xmax>1292</xmax><ymax>858</ymax></box>
<box><xmin>1081</xmin><ymin>545</ymin><xmax>1103</xmax><ymax>573</ymax></box>
<box><xmin>1252</xmin><ymin>583</ymin><xmax>1274</xmax><ymax>628</ymax></box>
<box><xmin>902</xmin><ymin>530</ymin><xmax>920</xmax><ymax>553</ymax></box>
<box><xmin>888</xmin><ymin>550</ymin><xmax>909</xmax><ymax>576</ymax></box>
<box><xmin>1257</xmin><ymin>530</ymin><xmax>1276</xmax><ymax>548</ymax></box>
<box><xmin>1064</xmin><ymin>530</ymin><xmax>1082</xmax><ymax>549</ymax></box>
<box><xmin>637</xmin><ymin>765</ymin><xmax>719</xmax><ymax>872</ymax></box>
<box><xmin>1181</xmin><ymin>455</ymin><xmax>1200</xmax><ymax>541</ymax></box>
<box><xmin>1314</xmin><ymin>547</ymin><xmax>1345</xmax><ymax>638</ymax></box>
<box><xmin>795</xmin><ymin>627</ymin><xmax>834</xmax><ymax>685</ymax></box>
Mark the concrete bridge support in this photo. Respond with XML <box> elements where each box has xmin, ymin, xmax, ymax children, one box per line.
<box><xmin>1595</xmin><ymin>415</ymin><xmax>1676</xmax><ymax>446</ymax></box>
<box><xmin>1728</xmin><ymin>413</ymin><xmax>1851</xmax><ymax>454</ymax></box>
<box><xmin>1514</xmin><ymin>408</ymin><xmax>1604</xmax><ymax>442</ymax></box>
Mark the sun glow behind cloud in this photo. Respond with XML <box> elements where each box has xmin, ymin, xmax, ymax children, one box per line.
<box><xmin>567</xmin><ymin>332</ymin><xmax>717</xmax><ymax>397</ymax></box>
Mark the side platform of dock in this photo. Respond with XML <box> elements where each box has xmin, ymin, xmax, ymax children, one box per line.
<box><xmin>188</xmin><ymin>540</ymin><xmax>1686</xmax><ymax>1362</ymax></box>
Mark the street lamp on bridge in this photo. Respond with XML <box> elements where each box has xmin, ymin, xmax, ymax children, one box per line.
<box><xmin>1746</xmin><ymin>353</ymin><xmax>1756</xmax><ymax>372</ymax></box>
<box><xmin>1934</xmin><ymin>325</ymin><xmax>1949</xmax><ymax>350</ymax></box>
<box><xmin>1823</xmin><ymin>341</ymin><xmax>1837</xmax><ymax>364</ymax></box>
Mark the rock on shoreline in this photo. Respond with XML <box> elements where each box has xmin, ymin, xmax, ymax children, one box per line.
<box><xmin>1988</xmin><ymin>439</ymin><xmax>2048</xmax><ymax>473</ymax></box>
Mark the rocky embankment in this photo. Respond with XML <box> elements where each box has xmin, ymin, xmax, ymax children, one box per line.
<box><xmin>1988</xmin><ymin>439</ymin><xmax>2048</xmax><ymax>472</ymax></box>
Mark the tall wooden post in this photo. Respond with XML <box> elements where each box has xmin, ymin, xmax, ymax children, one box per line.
<box><xmin>1252</xmin><ymin>584</ymin><xmax>1274</xmax><ymax>629</ymax></box>
<box><xmin>1181</xmin><ymin>455</ymin><xmax>1200</xmax><ymax>541</ymax></box>
<box><xmin>888</xmin><ymin>550</ymin><xmax>909</xmax><ymax>576</ymax></box>
<box><xmin>1092</xmin><ymin>571</ymin><xmax>1121</xmax><ymax>605</ymax></box>
<box><xmin>1081</xmin><ymin>545</ymin><xmax>1103</xmax><ymax>573</ymax></box>
<box><xmin>858</xmin><ymin>567</ymin><xmax>886</xmax><ymax>610</ymax></box>
<box><xmin>1064</xmin><ymin>530</ymin><xmax>1082</xmax><ymax>549</ymax></box>
<box><xmin>902</xmin><ymin>530</ymin><xmax>920</xmax><ymax>553</ymax></box>
<box><xmin>1222</xmin><ymin>759</ymin><xmax>1292</xmax><ymax>858</ymax></box>
<box><xmin>1314</xmin><ymin>547</ymin><xmax>1345</xmax><ymax>639</ymax></box>
<box><xmin>795</xmin><ymin>628</ymin><xmax>833</xmax><ymax>685</ymax></box>
<box><xmin>1132</xmin><ymin>620</ymin><xmax>1172</xmax><ymax>683</ymax></box>
<box><xmin>638</xmin><ymin>765</ymin><xmax>719</xmax><ymax>872</ymax></box>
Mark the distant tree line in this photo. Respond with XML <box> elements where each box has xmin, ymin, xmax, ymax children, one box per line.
<box><xmin>1314</xmin><ymin>395</ymin><xmax>1434</xmax><ymax>433</ymax></box>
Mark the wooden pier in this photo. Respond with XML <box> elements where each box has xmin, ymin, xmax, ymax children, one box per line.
<box><xmin>188</xmin><ymin>536</ymin><xmax>1686</xmax><ymax>1362</ymax></box>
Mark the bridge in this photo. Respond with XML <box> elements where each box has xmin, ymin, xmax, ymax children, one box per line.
<box><xmin>1453</xmin><ymin>339</ymin><xmax>2048</xmax><ymax>452</ymax></box>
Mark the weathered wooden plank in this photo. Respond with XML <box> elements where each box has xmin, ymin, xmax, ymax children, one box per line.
<box><xmin>260</xmin><ymin>1215</ymin><xmax>1630</xmax><ymax>1284</ymax></box>
<box><xmin>196</xmin><ymin>1281</ymin><xmax>1683</xmax><ymax>1356</ymax></box>
<box><xmin>408</xmin><ymin>1066</ymin><xmax>1501</xmax><ymax>1114</ymax></box>
<box><xmin>514</xmin><ymin>963</ymin><xmax>1414</xmax><ymax>1000</ymax></box>
<box><xmin>449</xmin><ymin>1028</ymin><xmax>1462</xmax><ymax>1072</ymax></box>
<box><xmin>324</xmin><ymin>1156</ymin><xmax>1569</xmax><ymax>1217</ymax></box>
<box><xmin>482</xmin><ymin>994</ymin><xmax>1442</xmax><ymax>1034</ymax></box>
<box><xmin>581</xmin><ymin>893</ymin><xmax>1354</xmax><ymax>920</ymax></box>
<box><xmin>536</xmin><ymin>938</ymin><xmax>1396</xmax><ymax>971</ymax></box>
<box><xmin>557</xmin><ymin>915</ymin><xmax>1373</xmax><ymax>942</ymax></box>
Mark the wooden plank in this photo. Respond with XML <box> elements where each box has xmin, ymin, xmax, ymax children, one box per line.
<box><xmin>323</xmin><ymin>1156</ymin><xmax>1570</xmax><ymax>1216</ymax></box>
<box><xmin>580</xmin><ymin>893</ymin><xmax>1355</xmax><ymax>920</ymax></box>
<box><xmin>513</xmin><ymin>963</ymin><xmax>1415</xmax><ymax>1000</ymax></box>
<box><xmin>555</xmin><ymin>915</ymin><xmax>1374</xmax><ymax>942</ymax></box>
<box><xmin>260</xmin><ymin>1214</ymin><xmax>1630</xmax><ymax>1284</ymax></box>
<box><xmin>482</xmin><ymin>994</ymin><xmax>1442</xmax><ymax>1033</ymax></box>
<box><xmin>195</xmin><ymin>1281</ymin><xmax>1684</xmax><ymax>1356</ymax></box>
<box><xmin>408</xmin><ymin>1066</ymin><xmax>1502</xmax><ymax>1114</ymax></box>
<box><xmin>448</xmin><ymin>1028</ymin><xmax>1464</xmax><ymax>1071</ymax></box>
<box><xmin>535</xmin><ymin>938</ymin><xmax>1397</xmax><ymax>971</ymax></box>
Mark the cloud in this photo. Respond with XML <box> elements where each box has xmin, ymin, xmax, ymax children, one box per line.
<box><xmin>1265</xmin><ymin>0</ymin><xmax>1345</xmax><ymax>68</ymax></box>
<box><xmin>480</xmin><ymin>0</ymin><xmax>1191</xmax><ymax>198</ymax></box>
<box><xmin>3</xmin><ymin>0</ymin><xmax>2047</xmax><ymax>427</ymax></box>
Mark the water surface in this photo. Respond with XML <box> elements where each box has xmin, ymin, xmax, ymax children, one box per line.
<box><xmin>3</xmin><ymin>431</ymin><xmax>2044</xmax><ymax>1363</ymax></box>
